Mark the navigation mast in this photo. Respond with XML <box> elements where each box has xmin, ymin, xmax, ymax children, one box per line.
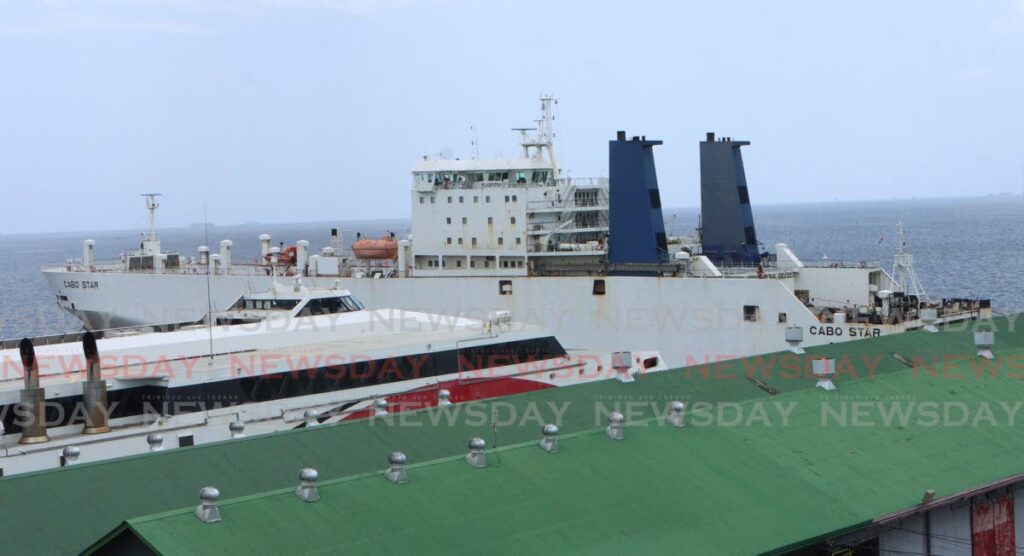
<box><xmin>891</xmin><ymin>221</ymin><xmax>927</xmax><ymax>302</ymax></box>
<box><xmin>139</xmin><ymin>193</ymin><xmax>162</xmax><ymax>255</ymax></box>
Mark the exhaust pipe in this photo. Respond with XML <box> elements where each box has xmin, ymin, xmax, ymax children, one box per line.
<box><xmin>18</xmin><ymin>339</ymin><xmax>49</xmax><ymax>444</ymax></box>
<box><xmin>81</xmin><ymin>332</ymin><xmax>110</xmax><ymax>434</ymax></box>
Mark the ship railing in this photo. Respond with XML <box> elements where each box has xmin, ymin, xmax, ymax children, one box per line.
<box><xmin>558</xmin><ymin>177</ymin><xmax>607</xmax><ymax>188</ymax></box>
<box><xmin>0</xmin><ymin>320</ymin><xmax>194</xmax><ymax>349</ymax></box>
<box><xmin>800</xmin><ymin>260</ymin><xmax>880</xmax><ymax>269</ymax></box>
<box><xmin>43</xmin><ymin>260</ymin><xmax>329</xmax><ymax>277</ymax></box>
<box><xmin>526</xmin><ymin>198</ymin><xmax>609</xmax><ymax>211</ymax></box>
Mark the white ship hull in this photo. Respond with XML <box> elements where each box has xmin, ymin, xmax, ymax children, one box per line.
<box><xmin>42</xmin><ymin>268</ymin><xmax>963</xmax><ymax>368</ymax></box>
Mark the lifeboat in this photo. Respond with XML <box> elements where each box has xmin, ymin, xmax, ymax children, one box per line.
<box><xmin>352</xmin><ymin>237</ymin><xmax>398</xmax><ymax>260</ymax></box>
<box><xmin>264</xmin><ymin>245</ymin><xmax>298</xmax><ymax>264</ymax></box>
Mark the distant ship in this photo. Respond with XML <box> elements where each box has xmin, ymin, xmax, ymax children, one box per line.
<box><xmin>40</xmin><ymin>98</ymin><xmax>990</xmax><ymax>367</ymax></box>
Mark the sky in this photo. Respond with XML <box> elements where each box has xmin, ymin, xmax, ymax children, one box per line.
<box><xmin>1</xmin><ymin>0</ymin><xmax>1023</xmax><ymax>234</ymax></box>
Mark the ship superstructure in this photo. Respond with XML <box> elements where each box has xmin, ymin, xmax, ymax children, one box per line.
<box><xmin>40</xmin><ymin>98</ymin><xmax>991</xmax><ymax>368</ymax></box>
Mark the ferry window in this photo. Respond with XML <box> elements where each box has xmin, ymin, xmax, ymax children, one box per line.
<box><xmin>499</xmin><ymin>280</ymin><xmax>512</xmax><ymax>295</ymax></box>
<box><xmin>743</xmin><ymin>305</ymin><xmax>760</xmax><ymax>322</ymax></box>
<box><xmin>498</xmin><ymin>237</ymin><xmax>504</xmax><ymax>245</ymax></box>
<box><xmin>447</xmin><ymin>196</ymin><xmax>452</xmax><ymax>204</ymax></box>
<box><xmin>512</xmin><ymin>195</ymin><xmax>518</xmax><ymax>202</ymax></box>
<box><xmin>446</xmin><ymin>217</ymin><xmax>451</xmax><ymax>224</ymax></box>
<box><xmin>515</xmin><ymin>172</ymin><xmax>527</xmax><ymax>183</ymax></box>
<box><xmin>458</xmin><ymin>238</ymin><xmax>463</xmax><ymax>245</ymax></box>
<box><xmin>486</xmin><ymin>196</ymin><xmax>491</xmax><ymax>203</ymax></box>
<box><xmin>510</xmin><ymin>217</ymin><xmax>516</xmax><ymax>224</ymax></box>
<box><xmin>473</xmin><ymin>196</ymin><xmax>479</xmax><ymax>203</ymax></box>
<box><xmin>456</xmin><ymin>260</ymin><xmax>463</xmax><ymax>268</ymax></box>
<box><xmin>459</xmin><ymin>196</ymin><xmax>464</xmax><ymax>203</ymax></box>
<box><xmin>778</xmin><ymin>312</ymin><xmax>787</xmax><ymax>323</ymax></box>
<box><xmin>471</xmin><ymin>237</ymin><xmax>477</xmax><ymax>246</ymax></box>
<box><xmin>430</xmin><ymin>197</ymin><xmax>436</xmax><ymax>204</ymax></box>
<box><xmin>488</xmin><ymin>216</ymin><xmax>493</xmax><ymax>224</ymax></box>
<box><xmin>516</xmin><ymin>237</ymin><xmax>522</xmax><ymax>245</ymax></box>
<box><xmin>447</xmin><ymin>237</ymin><xmax>452</xmax><ymax>245</ymax></box>
<box><xmin>504</xmin><ymin>195</ymin><xmax>510</xmax><ymax>202</ymax></box>
<box><xmin>593</xmin><ymin>279</ymin><xmax>606</xmax><ymax>295</ymax></box>
<box><xmin>462</xmin><ymin>217</ymin><xmax>467</xmax><ymax>224</ymax></box>
<box><xmin>419</xmin><ymin>196</ymin><xmax>424</xmax><ymax>204</ymax></box>
<box><xmin>470</xmin><ymin>260</ymin><xmax>476</xmax><ymax>268</ymax></box>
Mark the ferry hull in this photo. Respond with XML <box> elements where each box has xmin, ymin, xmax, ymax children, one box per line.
<box><xmin>41</xmin><ymin>269</ymin><xmax>952</xmax><ymax>368</ymax></box>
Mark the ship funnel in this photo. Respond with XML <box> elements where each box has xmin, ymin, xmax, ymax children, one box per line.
<box><xmin>259</xmin><ymin>234</ymin><xmax>272</xmax><ymax>260</ymax></box>
<box><xmin>700</xmin><ymin>133</ymin><xmax>760</xmax><ymax>265</ymax></box>
<box><xmin>219</xmin><ymin>240</ymin><xmax>232</xmax><ymax>271</ymax></box>
<box><xmin>83</xmin><ymin>239</ymin><xmax>95</xmax><ymax>270</ymax></box>
<box><xmin>18</xmin><ymin>338</ymin><xmax>50</xmax><ymax>444</ymax></box>
<box><xmin>296</xmin><ymin>240</ymin><xmax>309</xmax><ymax>276</ymax></box>
<box><xmin>81</xmin><ymin>331</ymin><xmax>111</xmax><ymax>434</ymax></box>
<box><xmin>608</xmin><ymin>131</ymin><xmax>667</xmax><ymax>274</ymax></box>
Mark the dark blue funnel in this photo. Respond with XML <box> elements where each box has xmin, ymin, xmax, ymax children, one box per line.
<box><xmin>608</xmin><ymin>131</ymin><xmax>667</xmax><ymax>271</ymax></box>
<box><xmin>699</xmin><ymin>132</ymin><xmax>760</xmax><ymax>265</ymax></box>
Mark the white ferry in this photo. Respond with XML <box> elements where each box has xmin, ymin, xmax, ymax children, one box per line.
<box><xmin>0</xmin><ymin>283</ymin><xmax>663</xmax><ymax>476</ymax></box>
<box><xmin>40</xmin><ymin>98</ymin><xmax>989</xmax><ymax>367</ymax></box>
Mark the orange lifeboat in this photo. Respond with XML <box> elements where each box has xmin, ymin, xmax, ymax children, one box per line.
<box><xmin>264</xmin><ymin>245</ymin><xmax>298</xmax><ymax>264</ymax></box>
<box><xmin>352</xmin><ymin>237</ymin><xmax>398</xmax><ymax>260</ymax></box>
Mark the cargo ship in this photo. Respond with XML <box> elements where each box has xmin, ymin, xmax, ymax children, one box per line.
<box><xmin>40</xmin><ymin>98</ymin><xmax>989</xmax><ymax>367</ymax></box>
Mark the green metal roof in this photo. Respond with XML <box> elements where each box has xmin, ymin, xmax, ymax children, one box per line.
<box><xmin>1</xmin><ymin>317</ymin><xmax>1019</xmax><ymax>554</ymax></box>
<box><xmin>105</xmin><ymin>333</ymin><xmax>1024</xmax><ymax>554</ymax></box>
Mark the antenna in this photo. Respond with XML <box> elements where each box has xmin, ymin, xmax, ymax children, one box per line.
<box><xmin>203</xmin><ymin>205</ymin><xmax>215</xmax><ymax>361</ymax></box>
<box><xmin>470</xmin><ymin>125</ymin><xmax>479</xmax><ymax>160</ymax></box>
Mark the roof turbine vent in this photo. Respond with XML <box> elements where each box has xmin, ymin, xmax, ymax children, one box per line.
<box><xmin>62</xmin><ymin>446</ymin><xmax>81</xmax><ymax>466</ymax></box>
<box><xmin>785</xmin><ymin>326</ymin><xmax>805</xmax><ymax>355</ymax></box>
<box><xmin>919</xmin><ymin>308</ymin><xmax>939</xmax><ymax>333</ymax></box>
<box><xmin>294</xmin><ymin>468</ymin><xmax>321</xmax><ymax>502</ymax></box>
<box><xmin>147</xmin><ymin>433</ymin><xmax>165</xmax><ymax>452</ymax></box>
<box><xmin>606</xmin><ymin>411</ymin><xmax>625</xmax><ymax>440</ymax></box>
<box><xmin>374</xmin><ymin>398</ymin><xmax>389</xmax><ymax>417</ymax></box>
<box><xmin>812</xmin><ymin>358</ymin><xmax>837</xmax><ymax>391</ymax></box>
<box><xmin>229</xmin><ymin>421</ymin><xmax>245</xmax><ymax>439</ymax></box>
<box><xmin>304</xmin><ymin>410</ymin><xmax>320</xmax><ymax>428</ymax></box>
<box><xmin>195</xmin><ymin>487</ymin><xmax>222</xmax><ymax>523</ymax></box>
<box><xmin>466</xmin><ymin>438</ymin><xmax>487</xmax><ymax>468</ymax></box>
<box><xmin>975</xmin><ymin>327</ymin><xmax>995</xmax><ymax>360</ymax></box>
<box><xmin>386</xmin><ymin>452</ymin><xmax>409</xmax><ymax>484</ymax></box>
<box><xmin>669</xmin><ymin>401</ymin><xmax>686</xmax><ymax>428</ymax></box>
<box><xmin>611</xmin><ymin>352</ymin><xmax>635</xmax><ymax>383</ymax></box>
<box><xmin>538</xmin><ymin>424</ymin><xmax>560</xmax><ymax>453</ymax></box>
<box><xmin>437</xmin><ymin>389</ymin><xmax>452</xmax><ymax>406</ymax></box>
